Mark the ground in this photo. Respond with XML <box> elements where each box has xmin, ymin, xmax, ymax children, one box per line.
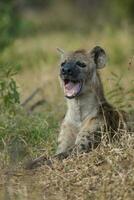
<box><xmin>1</xmin><ymin>142</ymin><xmax>134</xmax><ymax>200</ymax></box>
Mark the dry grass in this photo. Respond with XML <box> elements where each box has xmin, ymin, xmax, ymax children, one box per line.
<box><xmin>1</xmin><ymin>133</ymin><xmax>134</xmax><ymax>200</ymax></box>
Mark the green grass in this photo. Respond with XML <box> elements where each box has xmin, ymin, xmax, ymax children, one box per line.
<box><xmin>0</xmin><ymin>106</ymin><xmax>59</xmax><ymax>167</ymax></box>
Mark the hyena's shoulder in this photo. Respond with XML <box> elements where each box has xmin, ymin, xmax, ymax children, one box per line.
<box><xmin>98</xmin><ymin>102</ymin><xmax>128</xmax><ymax>133</ymax></box>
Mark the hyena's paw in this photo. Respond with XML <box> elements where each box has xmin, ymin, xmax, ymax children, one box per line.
<box><xmin>75</xmin><ymin>133</ymin><xmax>101</xmax><ymax>153</ymax></box>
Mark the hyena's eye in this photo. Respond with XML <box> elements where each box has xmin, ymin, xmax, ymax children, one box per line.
<box><xmin>76</xmin><ymin>61</ymin><xmax>86</xmax><ymax>68</ymax></box>
<box><xmin>61</xmin><ymin>60</ymin><xmax>66</xmax><ymax>67</ymax></box>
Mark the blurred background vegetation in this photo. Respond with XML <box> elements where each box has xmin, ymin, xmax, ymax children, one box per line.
<box><xmin>0</xmin><ymin>0</ymin><xmax>134</xmax><ymax>51</ymax></box>
<box><xmin>0</xmin><ymin>0</ymin><xmax>134</xmax><ymax>166</ymax></box>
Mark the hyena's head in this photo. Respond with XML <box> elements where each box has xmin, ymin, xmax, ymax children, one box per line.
<box><xmin>58</xmin><ymin>46</ymin><xmax>107</xmax><ymax>99</ymax></box>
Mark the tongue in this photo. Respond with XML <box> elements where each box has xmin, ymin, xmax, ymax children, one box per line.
<box><xmin>64</xmin><ymin>81</ymin><xmax>81</xmax><ymax>97</ymax></box>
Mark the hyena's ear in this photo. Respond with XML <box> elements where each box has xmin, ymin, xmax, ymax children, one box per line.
<box><xmin>90</xmin><ymin>46</ymin><xmax>107</xmax><ymax>69</ymax></box>
<box><xmin>57</xmin><ymin>48</ymin><xmax>65</xmax><ymax>58</ymax></box>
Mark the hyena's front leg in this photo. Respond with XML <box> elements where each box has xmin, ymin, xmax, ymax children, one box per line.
<box><xmin>75</xmin><ymin>117</ymin><xmax>102</xmax><ymax>153</ymax></box>
<box><xmin>26</xmin><ymin>122</ymin><xmax>78</xmax><ymax>169</ymax></box>
<box><xmin>56</xmin><ymin>122</ymin><xmax>78</xmax><ymax>155</ymax></box>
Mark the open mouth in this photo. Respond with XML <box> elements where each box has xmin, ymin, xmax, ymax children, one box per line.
<box><xmin>63</xmin><ymin>79</ymin><xmax>83</xmax><ymax>98</ymax></box>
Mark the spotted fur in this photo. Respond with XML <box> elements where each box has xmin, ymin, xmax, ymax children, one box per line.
<box><xmin>56</xmin><ymin>46</ymin><xmax>127</xmax><ymax>156</ymax></box>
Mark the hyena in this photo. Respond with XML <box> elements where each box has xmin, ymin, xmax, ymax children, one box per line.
<box><xmin>56</xmin><ymin>46</ymin><xmax>127</xmax><ymax>156</ymax></box>
<box><xmin>26</xmin><ymin>46</ymin><xmax>128</xmax><ymax>169</ymax></box>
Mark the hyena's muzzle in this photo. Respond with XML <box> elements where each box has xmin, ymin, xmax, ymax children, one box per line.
<box><xmin>60</xmin><ymin>60</ymin><xmax>85</xmax><ymax>99</ymax></box>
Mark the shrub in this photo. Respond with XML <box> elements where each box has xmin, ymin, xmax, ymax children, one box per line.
<box><xmin>0</xmin><ymin>0</ymin><xmax>20</xmax><ymax>51</ymax></box>
<box><xmin>0</xmin><ymin>64</ymin><xmax>20</xmax><ymax>108</ymax></box>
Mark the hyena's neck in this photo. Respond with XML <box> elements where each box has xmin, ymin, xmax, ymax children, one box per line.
<box><xmin>65</xmin><ymin>74</ymin><xmax>107</xmax><ymax>126</ymax></box>
<box><xmin>90</xmin><ymin>71</ymin><xmax>106</xmax><ymax>103</ymax></box>
<box><xmin>66</xmin><ymin>92</ymin><xmax>99</xmax><ymax>126</ymax></box>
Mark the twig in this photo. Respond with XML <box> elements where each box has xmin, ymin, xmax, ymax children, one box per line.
<box><xmin>25</xmin><ymin>155</ymin><xmax>50</xmax><ymax>169</ymax></box>
<box><xmin>21</xmin><ymin>88</ymin><xmax>41</xmax><ymax>107</ymax></box>
<box><xmin>28</xmin><ymin>99</ymin><xmax>46</xmax><ymax>112</ymax></box>
<box><xmin>25</xmin><ymin>148</ymin><xmax>75</xmax><ymax>170</ymax></box>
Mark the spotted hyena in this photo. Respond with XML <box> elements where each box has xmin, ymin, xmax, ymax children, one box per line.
<box><xmin>26</xmin><ymin>46</ymin><xmax>129</xmax><ymax>169</ymax></box>
<box><xmin>56</xmin><ymin>46</ymin><xmax>127</xmax><ymax>156</ymax></box>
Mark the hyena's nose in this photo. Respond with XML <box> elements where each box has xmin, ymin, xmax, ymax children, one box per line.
<box><xmin>61</xmin><ymin>66</ymin><xmax>73</xmax><ymax>76</ymax></box>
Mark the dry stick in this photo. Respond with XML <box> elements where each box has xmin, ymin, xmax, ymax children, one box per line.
<box><xmin>29</xmin><ymin>99</ymin><xmax>46</xmax><ymax>112</ymax></box>
<box><xmin>21</xmin><ymin>87</ymin><xmax>46</xmax><ymax>113</ymax></box>
<box><xmin>21</xmin><ymin>88</ymin><xmax>41</xmax><ymax>107</ymax></box>
<box><xmin>25</xmin><ymin>148</ymin><xmax>74</xmax><ymax>170</ymax></box>
<box><xmin>25</xmin><ymin>155</ymin><xmax>49</xmax><ymax>170</ymax></box>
